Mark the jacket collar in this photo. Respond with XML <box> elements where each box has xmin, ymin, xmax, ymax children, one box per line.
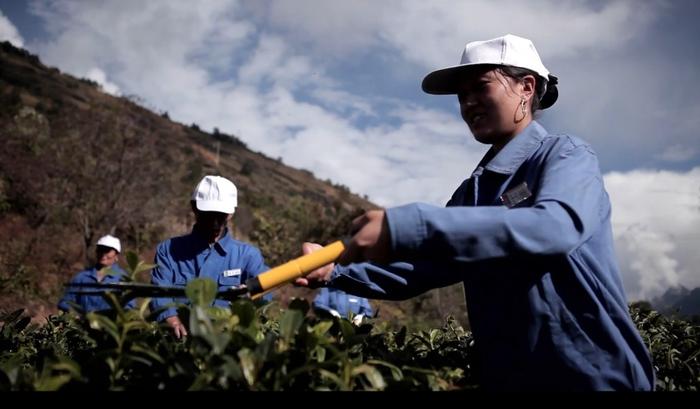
<box><xmin>215</xmin><ymin>228</ymin><xmax>233</xmax><ymax>255</ymax></box>
<box><xmin>190</xmin><ymin>226</ymin><xmax>232</xmax><ymax>255</ymax></box>
<box><xmin>480</xmin><ymin>120</ymin><xmax>547</xmax><ymax>175</ymax></box>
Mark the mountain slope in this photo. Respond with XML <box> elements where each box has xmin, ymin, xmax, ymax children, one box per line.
<box><xmin>652</xmin><ymin>286</ymin><xmax>700</xmax><ymax>319</ymax></box>
<box><xmin>0</xmin><ymin>42</ymin><xmax>366</xmax><ymax>311</ymax></box>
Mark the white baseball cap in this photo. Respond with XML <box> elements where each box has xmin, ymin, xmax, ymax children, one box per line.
<box><xmin>191</xmin><ymin>175</ymin><xmax>237</xmax><ymax>214</ymax></box>
<box><xmin>422</xmin><ymin>34</ymin><xmax>558</xmax><ymax>109</ymax></box>
<box><xmin>96</xmin><ymin>234</ymin><xmax>121</xmax><ymax>253</ymax></box>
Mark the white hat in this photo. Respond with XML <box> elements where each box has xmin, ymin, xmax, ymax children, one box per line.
<box><xmin>191</xmin><ymin>175</ymin><xmax>237</xmax><ymax>214</ymax></box>
<box><xmin>96</xmin><ymin>234</ymin><xmax>121</xmax><ymax>253</ymax></box>
<box><xmin>422</xmin><ymin>34</ymin><xmax>558</xmax><ymax>109</ymax></box>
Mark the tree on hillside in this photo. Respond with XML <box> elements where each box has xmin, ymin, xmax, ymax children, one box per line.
<box><xmin>1</xmin><ymin>102</ymin><xmax>187</xmax><ymax>264</ymax></box>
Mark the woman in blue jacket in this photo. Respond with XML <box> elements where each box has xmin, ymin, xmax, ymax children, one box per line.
<box><xmin>297</xmin><ymin>34</ymin><xmax>654</xmax><ymax>391</ymax></box>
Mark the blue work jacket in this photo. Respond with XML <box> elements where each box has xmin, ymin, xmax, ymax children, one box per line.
<box><xmin>58</xmin><ymin>264</ymin><xmax>136</xmax><ymax>312</ymax></box>
<box><xmin>150</xmin><ymin>228</ymin><xmax>270</xmax><ymax>321</ymax></box>
<box><xmin>328</xmin><ymin>121</ymin><xmax>655</xmax><ymax>391</ymax></box>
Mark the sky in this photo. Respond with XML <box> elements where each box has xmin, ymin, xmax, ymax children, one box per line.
<box><xmin>1</xmin><ymin>0</ymin><xmax>699</xmax><ymax>301</ymax></box>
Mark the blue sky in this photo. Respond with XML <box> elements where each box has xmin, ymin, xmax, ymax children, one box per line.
<box><xmin>1</xmin><ymin>0</ymin><xmax>699</xmax><ymax>301</ymax></box>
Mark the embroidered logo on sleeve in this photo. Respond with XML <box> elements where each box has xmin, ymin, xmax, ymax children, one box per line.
<box><xmin>500</xmin><ymin>182</ymin><xmax>532</xmax><ymax>208</ymax></box>
<box><xmin>223</xmin><ymin>269</ymin><xmax>241</xmax><ymax>277</ymax></box>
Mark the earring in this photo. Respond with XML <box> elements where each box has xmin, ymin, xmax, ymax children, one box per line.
<box><xmin>515</xmin><ymin>96</ymin><xmax>527</xmax><ymax>123</ymax></box>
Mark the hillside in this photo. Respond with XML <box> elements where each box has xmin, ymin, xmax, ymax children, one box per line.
<box><xmin>651</xmin><ymin>286</ymin><xmax>700</xmax><ymax>321</ymax></box>
<box><xmin>0</xmin><ymin>41</ymin><xmax>468</xmax><ymax>328</ymax></box>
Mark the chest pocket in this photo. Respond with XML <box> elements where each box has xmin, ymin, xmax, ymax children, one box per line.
<box><xmin>218</xmin><ymin>268</ymin><xmax>242</xmax><ymax>287</ymax></box>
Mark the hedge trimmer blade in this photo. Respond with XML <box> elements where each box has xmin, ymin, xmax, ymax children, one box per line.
<box><xmin>216</xmin><ymin>285</ymin><xmax>250</xmax><ymax>301</ymax></box>
<box><xmin>64</xmin><ymin>282</ymin><xmax>248</xmax><ymax>301</ymax></box>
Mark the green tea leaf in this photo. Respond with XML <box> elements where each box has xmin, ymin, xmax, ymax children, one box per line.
<box><xmin>185</xmin><ymin>278</ymin><xmax>217</xmax><ymax>307</ymax></box>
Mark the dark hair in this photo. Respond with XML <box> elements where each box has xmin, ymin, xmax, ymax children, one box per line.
<box><xmin>497</xmin><ymin>66</ymin><xmax>547</xmax><ymax>114</ymax></box>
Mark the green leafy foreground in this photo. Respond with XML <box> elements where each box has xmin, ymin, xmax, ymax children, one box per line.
<box><xmin>0</xmin><ymin>279</ymin><xmax>697</xmax><ymax>391</ymax></box>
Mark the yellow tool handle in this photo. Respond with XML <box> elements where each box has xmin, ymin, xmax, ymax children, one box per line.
<box><xmin>246</xmin><ymin>240</ymin><xmax>346</xmax><ymax>299</ymax></box>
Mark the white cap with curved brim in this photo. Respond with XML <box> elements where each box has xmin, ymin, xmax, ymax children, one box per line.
<box><xmin>191</xmin><ymin>175</ymin><xmax>237</xmax><ymax>214</ymax></box>
<box><xmin>96</xmin><ymin>234</ymin><xmax>121</xmax><ymax>253</ymax></box>
<box><xmin>422</xmin><ymin>34</ymin><xmax>558</xmax><ymax>109</ymax></box>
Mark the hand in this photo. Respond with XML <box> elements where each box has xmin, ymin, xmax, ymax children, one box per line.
<box><xmin>337</xmin><ymin>210</ymin><xmax>391</xmax><ymax>265</ymax></box>
<box><xmin>166</xmin><ymin>315</ymin><xmax>188</xmax><ymax>339</ymax></box>
<box><xmin>294</xmin><ymin>242</ymin><xmax>335</xmax><ymax>288</ymax></box>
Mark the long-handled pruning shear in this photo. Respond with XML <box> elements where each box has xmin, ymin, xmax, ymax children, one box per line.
<box><xmin>64</xmin><ymin>239</ymin><xmax>347</xmax><ymax>302</ymax></box>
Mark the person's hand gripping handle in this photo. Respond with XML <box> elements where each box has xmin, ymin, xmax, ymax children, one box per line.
<box><xmin>247</xmin><ymin>239</ymin><xmax>348</xmax><ymax>299</ymax></box>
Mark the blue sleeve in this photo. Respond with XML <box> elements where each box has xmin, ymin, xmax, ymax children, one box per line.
<box><xmin>359</xmin><ymin>297</ymin><xmax>374</xmax><ymax>317</ymax></box>
<box><xmin>329</xmin><ymin>259</ymin><xmax>464</xmax><ymax>301</ymax></box>
<box><xmin>125</xmin><ymin>297</ymin><xmax>138</xmax><ymax>310</ymax></box>
<box><xmin>313</xmin><ymin>287</ymin><xmax>330</xmax><ymax>310</ymax></box>
<box><xmin>58</xmin><ymin>273</ymin><xmax>82</xmax><ymax>312</ymax></box>
<box><xmin>150</xmin><ymin>242</ymin><xmax>178</xmax><ymax>321</ymax></box>
<box><xmin>387</xmin><ymin>141</ymin><xmax>607</xmax><ymax>264</ymax></box>
<box><xmin>246</xmin><ymin>246</ymin><xmax>273</xmax><ymax>302</ymax></box>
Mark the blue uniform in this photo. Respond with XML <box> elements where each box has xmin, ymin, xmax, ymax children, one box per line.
<box><xmin>150</xmin><ymin>228</ymin><xmax>271</xmax><ymax>321</ymax></box>
<box><xmin>328</xmin><ymin>121</ymin><xmax>654</xmax><ymax>390</ymax></box>
<box><xmin>313</xmin><ymin>287</ymin><xmax>373</xmax><ymax>319</ymax></box>
<box><xmin>58</xmin><ymin>264</ymin><xmax>136</xmax><ymax>312</ymax></box>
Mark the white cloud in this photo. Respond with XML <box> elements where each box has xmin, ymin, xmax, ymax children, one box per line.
<box><xmin>236</xmin><ymin>34</ymin><xmax>322</xmax><ymax>90</ymax></box>
<box><xmin>85</xmin><ymin>67</ymin><xmax>121</xmax><ymax>96</ymax></box>
<box><xmin>267</xmin><ymin>96</ymin><xmax>484</xmax><ymax>206</ymax></box>
<box><xmin>250</xmin><ymin>0</ymin><xmax>659</xmax><ymax>68</ymax></box>
<box><xmin>605</xmin><ymin>168</ymin><xmax>700</xmax><ymax>301</ymax></box>
<box><xmin>245</xmin><ymin>0</ymin><xmax>386</xmax><ymax>58</ymax></box>
<box><xmin>26</xmin><ymin>0</ymin><xmax>487</xmax><ymax>207</ymax></box>
<box><xmin>24</xmin><ymin>0</ymin><xmax>674</xmax><ymax>199</ymax></box>
<box><xmin>0</xmin><ymin>10</ymin><xmax>24</xmax><ymax>47</ymax></box>
<box><xmin>29</xmin><ymin>1</ymin><xmax>251</xmax><ymax>96</ymax></box>
<box><xmin>308</xmin><ymin>88</ymin><xmax>375</xmax><ymax>119</ymax></box>
<box><xmin>241</xmin><ymin>1</ymin><xmax>682</xmax><ymax>173</ymax></box>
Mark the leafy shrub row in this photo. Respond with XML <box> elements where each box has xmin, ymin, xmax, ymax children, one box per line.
<box><xmin>0</xmin><ymin>279</ymin><xmax>476</xmax><ymax>391</ymax></box>
<box><xmin>2</xmin><ymin>290</ymin><xmax>697</xmax><ymax>390</ymax></box>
